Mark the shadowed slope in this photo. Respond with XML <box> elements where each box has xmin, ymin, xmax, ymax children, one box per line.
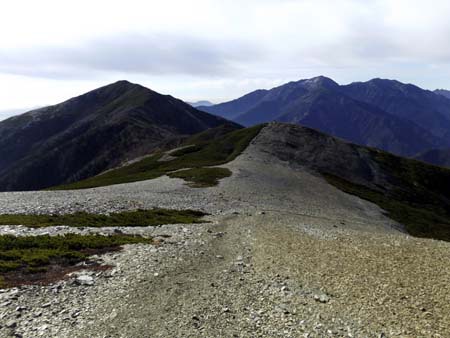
<box><xmin>0</xmin><ymin>81</ymin><xmax>234</xmax><ymax>191</ymax></box>
<box><xmin>251</xmin><ymin>123</ymin><xmax>450</xmax><ymax>241</ymax></box>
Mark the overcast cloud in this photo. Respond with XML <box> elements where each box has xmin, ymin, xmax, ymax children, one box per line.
<box><xmin>1</xmin><ymin>0</ymin><xmax>450</xmax><ymax>118</ymax></box>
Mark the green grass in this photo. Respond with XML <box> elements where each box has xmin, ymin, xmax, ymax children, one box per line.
<box><xmin>0</xmin><ymin>209</ymin><xmax>207</xmax><ymax>228</ymax></box>
<box><xmin>167</xmin><ymin>167</ymin><xmax>232</xmax><ymax>187</ymax></box>
<box><xmin>50</xmin><ymin>124</ymin><xmax>265</xmax><ymax>190</ymax></box>
<box><xmin>0</xmin><ymin>233</ymin><xmax>152</xmax><ymax>287</ymax></box>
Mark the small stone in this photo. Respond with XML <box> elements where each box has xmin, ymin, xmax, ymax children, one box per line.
<box><xmin>38</xmin><ymin>324</ymin><xmax>48</xmax><ymax>331</ymax></box>
<box><xmin>109</xmin><ymin>310</ymin><xmax>118</xmax><ymax>320</ymax></box>
<box><xmin>216</xmin><ymin>255</ymin><xmax>224</xmax><ymax>259</ymax></box>
<box><xmin>41</xmin><ymin>302</ymin><xmax>52</xmax><ymax>308</ymax></box>
<box><xmin>314</xmin><ymin>294</ymin><xmax>330</xmax><ymax>303</ymax></box>
<box><xmin>153</xmin><ymin>272</ymin><xmax>159</xmax><ymax>277</ymax></box>
<box><xmin>5</xmin><ymin>320</ymin><xmax>17</xmax><ymax>328</ymax></box>
<box><xmin>76</xmin><ymin>275</ymin><xmax>94</xmax><ymax>286</ymax></box>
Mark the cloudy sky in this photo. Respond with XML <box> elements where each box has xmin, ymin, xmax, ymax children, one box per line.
<box><xmin>2</xmin><ymin>0</ymin><xmax>450</xmax><ymax>120</ymax></box>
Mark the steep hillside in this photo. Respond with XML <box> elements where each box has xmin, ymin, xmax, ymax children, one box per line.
<box><xmin>52</xmin><ymin>124</ymin><xmax>262</xmax><ymax>190</ymax></box>
<box><xmin>0</xmin><ymin>81</ymin><xmax>234</xmax><ymax>191</ymax></box>
<box><xmin>200</xmin><ymin>76</ymin><xmax>445</xmax><ymax>156</ymax></box>
<box><xmin>251</xmin><ymin>123</ymin><xmax>450</xmax><ymax>241</ymax></box>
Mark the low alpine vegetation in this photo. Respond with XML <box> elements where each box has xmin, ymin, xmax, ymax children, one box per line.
<box><xmin>0</xmin><ymin>209</ymin><xmax>207</xmax><ymax>228</ymax></box>
<box><xmin>0</xmin><ymin>234</ymin><xmax>152</xmax><ymax>288</ymax></box>
<box><xmin>51</xmin><ymin>124</ymin><xmax>264</xmax><ymax>190</ymax></box>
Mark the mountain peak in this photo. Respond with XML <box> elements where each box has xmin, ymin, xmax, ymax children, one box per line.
<box><xmin>0</xmin><ymin>81</ymin><xmax>232</xmax><ymax>191</ymax></box>
<box><xmin>103</xmin><ymin>79</ymin><xmax>144</xmax><ymax>90</ymax></box>
<box><xmin>297</xmin><ymin>76</ymin><xmax>339</xmax><ymax>90</ymax></box>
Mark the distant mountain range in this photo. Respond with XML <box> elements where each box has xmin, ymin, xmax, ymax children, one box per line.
<box><xmin>2</xmin><ymin>76</ymin><xmax>450</xmax><ymax>192</ymax></box>
<box><xmin>0</xmin><ymin>81</ymin><xmax>234</xmax><ymax>191</ymax></box>
<box><xmin>200</xmin><ymin>76</ymin><xmax>450</xmax><ymax>157</ymax></box>
<box><xmin>188</xmin><ymin>100</ymin><xmax>214</xmax><ymax>107</ymax></box>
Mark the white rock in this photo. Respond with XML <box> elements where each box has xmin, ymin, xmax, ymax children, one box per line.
<box><xmin>76</xmin><ymin>275</ymin><xmax>94</xmax><ymax>286</ymax></box>
<box><xmin>314</xmin><ymin>294</ymin><xmax>330</xmax><ymax>303</ymax></box>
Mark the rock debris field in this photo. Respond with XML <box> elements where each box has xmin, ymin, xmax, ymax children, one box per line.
<box><xmin>1</xmin><ymin>126</ymin><xmax>450</xmax><ymax>337</ymax></box>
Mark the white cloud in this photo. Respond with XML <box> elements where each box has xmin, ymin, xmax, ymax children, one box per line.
<box><xmin>1</xmin><ymin>0</ymin><xmax>450</xmax><ymax>109</ymax></box>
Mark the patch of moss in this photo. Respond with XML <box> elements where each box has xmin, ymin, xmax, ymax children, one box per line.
<box><xmin>0</xmin><ymin>209</ymin><xmax>207</xmax><ymax>228</ymax></box>
<box><xmin>0</xmin><ymin>234</ymin><xmax>152</xmax><ymax>285</ymax></box>
<box><xmin>51</xmin><ymin>124</ymin><xmax>265</xmax><ymax>190</ymax></box>
<box><xmin>167</xmin><ymin>167</ymin><xmax>232</xmax><ymax>187</ymax></box>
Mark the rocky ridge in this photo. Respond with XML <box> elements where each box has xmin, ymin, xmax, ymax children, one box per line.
<box><xmin>0</xmin><ymin>123</ymin><xmax>449</xmax><ymax>337</ymax></box>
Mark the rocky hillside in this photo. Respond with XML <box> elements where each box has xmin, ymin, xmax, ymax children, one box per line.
<box><xmin>200</xmin><ymin>76</ymin><xmax>450</xmax><ymax>157</ymax></box>
<box><xmin>0</xmin><ymin>81</ymin><xmax>235</xmax><ymax>191</ymax></box>
<box><xmin>55</xmin><ymin>121</ymin><xmax>450</xmax><ymax>241</ymax></box>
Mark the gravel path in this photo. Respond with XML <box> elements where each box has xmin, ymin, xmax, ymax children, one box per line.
<box><xmin>1</xmin><ymin>124</ymin><xmax>449</xmax><ymax>337</ymax></box>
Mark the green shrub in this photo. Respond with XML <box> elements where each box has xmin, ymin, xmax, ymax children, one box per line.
<box><xmin>0</xmin><ymin>209</ymin><xmax>207</xmax><ymax>228</ymax></box>
<box><xmin>0</xmin><ymin>234</ymin><xmax>152</xmax><ymax>280</ymax></box>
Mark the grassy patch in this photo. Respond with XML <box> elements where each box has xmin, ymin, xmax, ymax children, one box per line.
<box><xmin>167</xmin><ymin>167</ymin><xmax>232</xmax><ymax>187</ymax></box>
<box><xmin>0</xmin><ymin>209</ymin><xmax>207</xmax><ymax>228</ymax></box>
<box><xmin>51</xmin><ymin>124</ymin><xmax>265</xmax><ymax>190</ymax></box>
<box><xmin>0</xmin><ymin>234</ymin><xmax>151</xmax><ymax>287</ymax></box>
